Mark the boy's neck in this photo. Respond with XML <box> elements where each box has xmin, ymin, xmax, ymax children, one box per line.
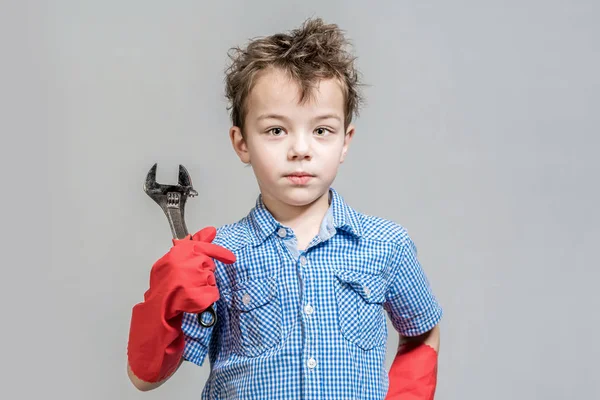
<box><xmin>261</xmin><ymin>189</ymin><xmax>331</xmax><ymax>234</ymax></box>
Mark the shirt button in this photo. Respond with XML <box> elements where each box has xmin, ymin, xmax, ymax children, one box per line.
<box><xmin>277</xmin><ymin>227</ymin><xmax>287</xmax><ymax>238</ymax></box>
<box><xmin>299</xmin><ymin>256</ymin><xmax>307</xmax><ymax>266</ymax></box>
<box><xmin>242</xmin><ymin>294</ymin><xmax>251</xmax><ymax>305</ymax></box>
<box><xmin>363</xmin><ymin>285</ymin><xmax>371</xmax><ymax>296</ymax></box>
<box><xmin>307</xmin><ymin>358</ymin><xmax>317</xmax><ymax>369</ymax></box>
<box><xmin>304</xmin><ymin>304</ymin><xmax>314</xmax><ymax>315</ymax></box>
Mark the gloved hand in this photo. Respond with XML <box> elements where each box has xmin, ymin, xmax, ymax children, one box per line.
<box><xmin>127</xmin><ymin>226</ymin><xmax>236</xmax><ymax>383</ymax></box>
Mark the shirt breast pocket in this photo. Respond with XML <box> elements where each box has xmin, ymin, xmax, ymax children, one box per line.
<box><xmin>221</xmin><ymin>275</ymin><xmax>282</xmax><ymax>357</ymax></box>
<box><xmin>334</xmin><ymin>270</ymin><xmax>387</xmax><ymax>350</ymax></box>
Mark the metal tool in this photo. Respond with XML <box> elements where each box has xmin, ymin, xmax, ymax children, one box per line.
<box><xmin>143</xmin><ymin>163</ymin><xmax>217</xmax><ymax>328</ymax></box>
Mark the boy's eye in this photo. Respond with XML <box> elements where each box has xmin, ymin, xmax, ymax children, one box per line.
<box><xmin>315</xmin><ymin>127</ymin><xmax>332</xmax><ymax>136</ymax></box>
<box><xmin>268</xmin><ymin>127</ymin><xmax>284</xmax><ymax>136</ymax></box>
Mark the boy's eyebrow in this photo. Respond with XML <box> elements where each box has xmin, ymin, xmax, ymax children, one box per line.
<box><xmin>257</xmin><ymin>113</ymin><xmax>342</xmax><ymax>122</ymax></box>
<box><xmin>257</xmin><ymin>113</ymin><xmax>290</xmax><ymax>121</ymax></box>
<box><xmin>313</xmin><ymin>114</ymin><xmax>342</xmax><ymax>122</ymax></box>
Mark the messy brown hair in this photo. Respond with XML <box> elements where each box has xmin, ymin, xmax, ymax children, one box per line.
<box><xmin>224</xmin><ymin>17</ymin><xmax>364</xmax><ymax>136</ymax></box>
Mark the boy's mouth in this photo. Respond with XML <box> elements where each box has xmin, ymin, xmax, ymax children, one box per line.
<box><xmin>285</xmin><ymin>172</ymin><xmax>315</xmax><ymax>177</ymax></box>
<box><xmin>284</xmin><ymin>172</ymin><xmax>315</xmax><ymax>185</ymax></box>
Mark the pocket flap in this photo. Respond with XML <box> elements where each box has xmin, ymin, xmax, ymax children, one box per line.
<box><xmin>334</xmin><ymin>270</ymin><xmax>386</xmax><ymax>304</ymax></box>
<box><xmin>227</xmin><ymin>276</ymin><xmax>277</xmax><ymax>312</ymax></box>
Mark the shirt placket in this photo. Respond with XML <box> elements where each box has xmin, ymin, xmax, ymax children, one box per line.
<box><xmin>297</xmin><ymin>251</ymin><xmax>323</xmax><ymax>399</ymax></box>
<box><xmin>275</xmin><ymin>226</ymin><xmax>325</xmax><ymax>399</ymax></box>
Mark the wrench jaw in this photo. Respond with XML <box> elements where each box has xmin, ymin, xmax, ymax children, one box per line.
<box><xmin>178</xmin><ymin>164</ymin><xmax>197</xmax><ymax>193</ymax></box>
<box><xmin>143</xmin><ymin>163</ymin><xmax>197</xmax><ymax>240</ymax></box>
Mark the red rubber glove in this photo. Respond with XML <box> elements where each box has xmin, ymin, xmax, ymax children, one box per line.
<box><xmin>385</xmin><ymin>342</ymin><xmax>438</xmax><ymax>400</ymax></box>
<box><xmin>127</xmin><ymin>226</ymin><xmax>236</xmax><ymax>383</ymax></box>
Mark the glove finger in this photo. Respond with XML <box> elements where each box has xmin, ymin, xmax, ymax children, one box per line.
<box><xmin>193</xmin><ymin>242</ymin><xmax>236</xmax><ymax>264</ymax></box>
<box><xmin>172</xmin><ymin>234</ymin><xmax>193</xmax><ymax>247</ymax></box>
<box><xmin>166</xmin><ymin>239</ymin><xmax>198</xmax><ymax>263</ymax></box>
<box><xmin>191</xmin><ymin>269</ymin><xmax>217</xmax><ymax>286</ymax></box>
<box><xmin>191</xmin><ymin>226</ymin><xmax>217</xmax><ymax>243</ymax></box>
<box><xmin>172</xmin><ymin>225</ymin><xmax>218</xmax><ymax>247</ymax></box>
<box><xmin>169</xmin><ymin>286</ymin><xmax>220</xmax><ymax>316</ymax></box>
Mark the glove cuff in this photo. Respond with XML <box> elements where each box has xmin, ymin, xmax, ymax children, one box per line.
<box><xmin>127</xmin><ymin>299</ymin><xmax>185</xmax><ymax>383</ymax></box>
<box><xmin>386</xmin><ymin>342</ymin><xmax>438</xmax><ymax>400</ymax></box>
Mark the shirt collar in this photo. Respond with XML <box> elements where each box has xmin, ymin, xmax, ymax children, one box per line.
<box><xmin>247</xmin><ymin>187</ymin><xmax>362</xmax><ymax>247</ymax></box>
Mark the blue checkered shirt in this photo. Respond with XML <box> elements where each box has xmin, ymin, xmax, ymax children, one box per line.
<box><xmin>181</xmin><ymin>187</ymin><xmax>443</xmax><ymax>399</ymax></box>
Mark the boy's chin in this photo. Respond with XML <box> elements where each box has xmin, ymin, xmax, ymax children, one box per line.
<box><xmin>277</xmin><ymin>186</ymin><xmax>330</xmax><ymax>207</ymax></box>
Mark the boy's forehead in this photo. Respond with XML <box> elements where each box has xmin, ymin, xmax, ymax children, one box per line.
<box><xmin>247</xmin><ymin>68</ymin><xmax>345</xmax><ymax>119</ymax></box>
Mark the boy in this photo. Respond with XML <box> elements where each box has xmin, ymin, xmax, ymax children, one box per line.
<box><xmin>127</xmin><ymin>17</ymin><xmax>443</xmax><ymax>399</ymax></box>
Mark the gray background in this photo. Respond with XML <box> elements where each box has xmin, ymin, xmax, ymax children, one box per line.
<box><xmin>3</xmin><ymin>0</ymin><xmax>598</xmax><ymax>399</ymax></box>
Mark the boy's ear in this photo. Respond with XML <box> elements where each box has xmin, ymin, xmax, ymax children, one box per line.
<box><xmin>340</xmin><ymin>124</ymin><xmax>355</xmax><ymax>163</ymax></box>
<box><xmin>229</xmin><ymin>126</ymin><xmax>251</xmax><ymax>164</ymax></box>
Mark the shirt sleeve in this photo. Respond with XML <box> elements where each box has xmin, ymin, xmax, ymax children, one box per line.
<box><xmin>181</xmin><ymin>304</ymin><xmax>217</xmax><ymax>366</ymax></box>
<box><xmin>384</xmin><ymin>235</ymin><xmax>443</xmax><ymax>337</ymax></box>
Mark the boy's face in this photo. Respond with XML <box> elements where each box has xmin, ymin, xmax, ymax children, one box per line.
<box><xmin>230</xmin><ymin>67</ymin><xmax>354</xmax><ymax>208</ymax></box>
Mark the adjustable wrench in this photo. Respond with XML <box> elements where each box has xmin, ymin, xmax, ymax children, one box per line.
<box><xmin>143</xmin><ymin>163</ymin><xmax>216</xmax><ymax>328</ymax></box>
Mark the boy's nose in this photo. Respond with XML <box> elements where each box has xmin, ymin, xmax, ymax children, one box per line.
<box><xmin>287</xmin><ymin>134</ymin><xmax>312</xmax><ymax>160</ymax></box>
